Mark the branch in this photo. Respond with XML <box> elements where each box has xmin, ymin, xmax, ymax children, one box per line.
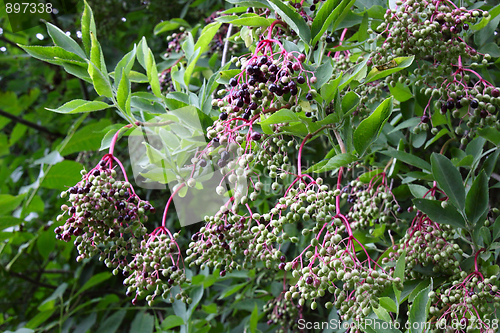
<box><xmin>221</xmin><ymin>24</ymin><xmax>233</xmax><ymax>67</ymax></box>
<box><xmin>0</xmin><ymin>36</ymin><xmax>23</xmax><ymax>50</ymax></box>
<box><xmin>9</xmin><ymin>271</ymin><xmax>57</xmax><ymax>289</ymax></box>
<box><xmin>0</xmin><ymin>109</ymin><xmax>63</xmax><ymax>138</ymax></box>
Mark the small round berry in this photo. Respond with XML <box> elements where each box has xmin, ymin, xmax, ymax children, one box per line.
<box><xmin>229</xmin><ymin>78</ymin><xmax>238</xmax><ymax>87</ymax></box>
<box><xmin>305</xmin><ymin>93</ymin><xmax>313</xmax><ymax>101</ymax></box>
<box><xmin>421</xmin><ymin>115</ymin><xmax>430</xmax><ymax>123</ymax></box>
<box><xmin>297</xmin><ymin>76</ymin><xmax>305</xmax><ymax>84</ymax></box>
<box><xmin>199</xmin><ymin>159</ymin><xmax>207</xmax><ymax>167</ymax></box>
<box><xmin>219</xmin><ymin>112</ymin><xmax>228</xmax><ymax>121</ymax></box>
<box><xmin>470</xmin><ymin>99</ymin><xmax>479</xmax><ymax>108</ymax></box>
<box><xmin>251</xmin><ymin>132</ymin><xmax>262</xmax><ymax>141</ymax></box>
<box><xmin>492</xmin><ymin>88</ymin><xmax>500</xmax><ymax>97</ymax></box>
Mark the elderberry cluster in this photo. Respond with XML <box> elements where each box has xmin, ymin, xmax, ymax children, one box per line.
<box><xmin>56</xmin><ymin>159</ymin><xmax>153</xmax><ymax>265</ymax></box>
<box><xmin>387</xmin><ymin>212</ymin><xmax>463</xmax><ymax>278</ymax></box>
<box><xmin>428</xmin><ymin>274</ymin><xmax>500</xmax><ymax>333</ymax></box>
<box><xmin>345</xmin><ymin>176</ymin><xmax>402</xmax><ymax>232</ymax></box>
<box><xmin>209</xmin><ymin>48</ymin><xmax>315</xmax><ymax>130</ymax></box>
<box><xmin>373</xmin><ymin>0</ymin><xmax>500</xmax><ymax>132</ymax></box>
<box><xmin>264</xmin><ymin>295</ymin><xmax>301</xmax><ymax>332</ymax></box>
<box><xmin>123</xmin><ymin>232</ymin><xmax>190</xmax><ymax>305</ymax></box>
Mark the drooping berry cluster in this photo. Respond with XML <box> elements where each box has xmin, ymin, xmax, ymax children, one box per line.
<box><xmin>388</xmin><ymin>211</ymin><xmax>463</xmax><ymax>278</ymax></box>
<box><xmin>429</xmin><ymin>271</ymin><xmax>500</xmax><ymax>333</ymax></box>
<box><xmin>345</xmin><ymin>172</ymin><xmax>402</xmax><ymax>232</ymax></box>
<box><xmin>123</xmin><ymin>230</ymin><xmax>190</xmax><ymax>305</ymax></box>
<box><xmin>264</xmin><ymin>293</ymin><xmax>302</xmax><ymax>333</ymax></box>
<box><xmin>373</xmin><ymin>0</ymin><xmax>499</xmax><ymax>132</ymax></box>
<box><xmin>56</xmin><ymin>156</ymin><xmax>153</xmax><ymax>265</ymax></box>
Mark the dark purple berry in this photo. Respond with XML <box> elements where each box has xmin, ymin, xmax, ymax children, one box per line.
<box><xmin>250</xmin><ymin>132</ymin><xmax>262</xmax><ymax>141</ymax></box>
<box><xmin>219</xmin><ymin>112</ymin><xmax>228</xmax><ymax>121</ymax></box>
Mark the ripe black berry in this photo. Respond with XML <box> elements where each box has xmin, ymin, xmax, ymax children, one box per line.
<box><xmin>251</xmin><ymin>132</ymin><xmax>262</xmax><ymax>141</ymax></box>
<box><xmin>229</xmin><ymin>78</ymin><xmax>237</xmax><ymax>87</ymax></box>
<box><xmin>470</xmin><ymin>99</ymin><xmax>479</xmax><ymax>108</ymax></box>
<box><xmin>297</xmin><ymin>76</ymin><xmax>305</xmax><ymax>84</ymax></box>
<box><xmin>219</xmin><ymin>112</ymin><xmax>228</xmax><ymax>121</ymax></box>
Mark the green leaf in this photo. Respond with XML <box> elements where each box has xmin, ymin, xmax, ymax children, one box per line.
<box><xmin>259</xmin><ymin>109</ymin><xmax>299</xmax><ymax>125</ymax></box>
<box><xmin>0</xmin><ymin>216</ymin><xmax>22</xmax><ymax>230</ymax></box>
<box><xmin>312</xmin><ymin>59</ymin><xmax>334</xmax><ymax>90</ymax></box>
<box><xmin>380</xmin><ymin>149</ymin><xmax>431</xmax><ymax>171</ymax></box>
<box><xmin>430</xmin><ymin>153</ymin><xmax>465</xmax><ymax>212</ymax></box>
<box><xmin>145</xmin><ymin>49</ymin><xmax>162</xmax><ymax>98</ymax></box>
<box><xmin>154</xmin><ymin>19</ymin><xmax>190</xmax><ymax>35</ymax></box>
<box><xmin>371</xmin><ymin>307</ymin><xmax>391</xmax><ymax>322</ymax></box>
<box><xmin>311</xmin><ymin>0</ymin><xmax>342</xmax><ymax>42</ymax></box>
<box><xmin>267</xmin><ymin>0</ymin><xmax>311</xmax><ymax>43</ymax></box>
<box><xmin>113</xmin><ymin>46</ymin><xmax>136</xmax><ymax>84</ymax></box>
<box><xmin>37</xmin><ymin>229</ymin><xmax>55</xmax><ymax>260</ymax></box>
<box><xmin>249</xmin><ymin>304</ymin><xmax>258</xmax><ymax>333</ymax></box>
<box><xmin>338</xmin><ymin>57</ymin><xmax>369</xmax><ymax>91</ymax></box>
<box><xmin>359</xmin><ymin>169</ymin><xmax>384</xmax><ymax>183</ymax></box>
<box><xmin>311</xmin><ymin>0</ymin><xmax>356</xmax><ymax>45</ymax></box>
<box><xmin>161</xmin><ymin>315</ymin><xmax>184</xmax><ymax>330</ymax></box>
<box><xmin>88</xmin><ymin>61</ymin><xmax>113</xmax><ymax>98</ymax></box>
<box><xmin>389</xmin><ymin>82</ymin><xmax>413</xmax><ymax>102</ymax></box>
<box><xmin>61</xmin><ymin>119</ymin><xmax>112</xmax><ymax>156</ymax></box>
<box><xmin>341</xmin><ymin>91</ymin><xmax>360</xmax><ymax>117</ymax></box>
<box><xmin>0</xmin><ymin>194</ymin><xmax>26</xmax><ymax>215</ymax></box>
<box><xmin>216</xmin><ymin>13</ymin><xmax>274</xmax><ymax>27</ymax></box>
<box><xmin>413</xmin><ymin>198</ymin><xmax>466</xmax><ymax>229</ymax></box>
<box><xmin>365</xmin><ymin>56</ymin><xmax>415</xmax><ymax>83</ymax></box>
<box><xmin>39</xmin><ymin>283</ymin><xmax>68</xmax><ymax>310</ymax></box>
<box><xmin>379</xmin><ymin>297</ymin><xmax>398</xmax><ymax>313</ymax></box>
<box><xmin>81</xmin><ymin>0</ymin><xmax>97</xmax><ymax>57</ymax></box>
<box><xmin>129</xmin><ymin>312</ymin><xmax>154</xmax><ymax>333</ymax></box>
<box><xmin>354</xmin><ymin>97</ymin><xmax>393</xmax><ymax>155</ymax></box>
<box><xmin>45</xmin><ymin>22</ymin><xmax>86</xmax><ymax>59</ymax></box>
<box><xmin>117</xmin><ymin>71</ymin><xmax>131</xmax><ymax>115</ymax></box>
<box><xmin>321</xmin><ymin>74</ymin><xmax>342</xmax><ymax>104</ymax></box>
<box><xmin>478</xmin><ymin>127</ymin><xmax>500</xmax><ymax>146</ymax></box>
<box><xmin>409</xmin><ymin>280</ymin><xmax>433</xmax><ymax>333</ymax></box>
<box><xmin>97</xmin><ymin>310</ymin><xmax>126</xmax><ymax>333</ymax></box>
<box><xmin>480</xmin><ymin>226</ymin><xmax>492</xmax><ymax>246</ymax></box>
<box><xmin>46</xmin><ymin>99</ymin><xmax>112</xmax><ymax>114</ymax></box>
<box><xmin>218</xmin><ymin>282</ymin><xmax>248</xmax><ymax>299</ymax></box>
<box><xmin>492</xmin><ymin>216</ymin><xmax>500</xmax><ymax>241</ymax></box>
<box><xmin>408</xmin><ymin>184</ymin><xmax>429</xmax><ymax>198</ymax></box>
<box><xmin>76</xmin><ymin>271</ymin><xmax>112</xmax><ymax>296</ymax></box>
<box><xmin>394</xmin><ymin>250</ymin><xmax>406</xmax><ymax>302</ymax></box>
<box><xmin>483</xmin><ymin>148</ymin><xmax>500</xmax><ymax>177</ymax></box>
<box><xmin>18</xmin><ymin>45</ymin><xmax>86</xmax><ymax>66</ymax></box>
<box><xmin>42</xmin><ymin>161</ymin><xmax>84</xmax><ymax>190</ymax></box>
<box><xmin>25</xmin><ymin>309</ymin><xmax>56</xmax><ymax>329</ymax></box>
<box><xmin>306</xmin><ymin>153</ymin><xmax>357</xmax><ymax>173</ymax></box>
<box><xmin>466</xmin><ymin>171</ymin><xmax>489</xmax><ymax>225</ymax></box>
<box><xmin>184</xmin><ymin>23</ymin><xmax>222</xmax><ymax>87</ymax></box>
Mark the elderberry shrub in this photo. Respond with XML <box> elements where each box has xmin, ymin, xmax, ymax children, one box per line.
<box><xmin>56</xmin><ymin>157</ymin><xmax>153</xmax><ymax>267</ymax></box>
